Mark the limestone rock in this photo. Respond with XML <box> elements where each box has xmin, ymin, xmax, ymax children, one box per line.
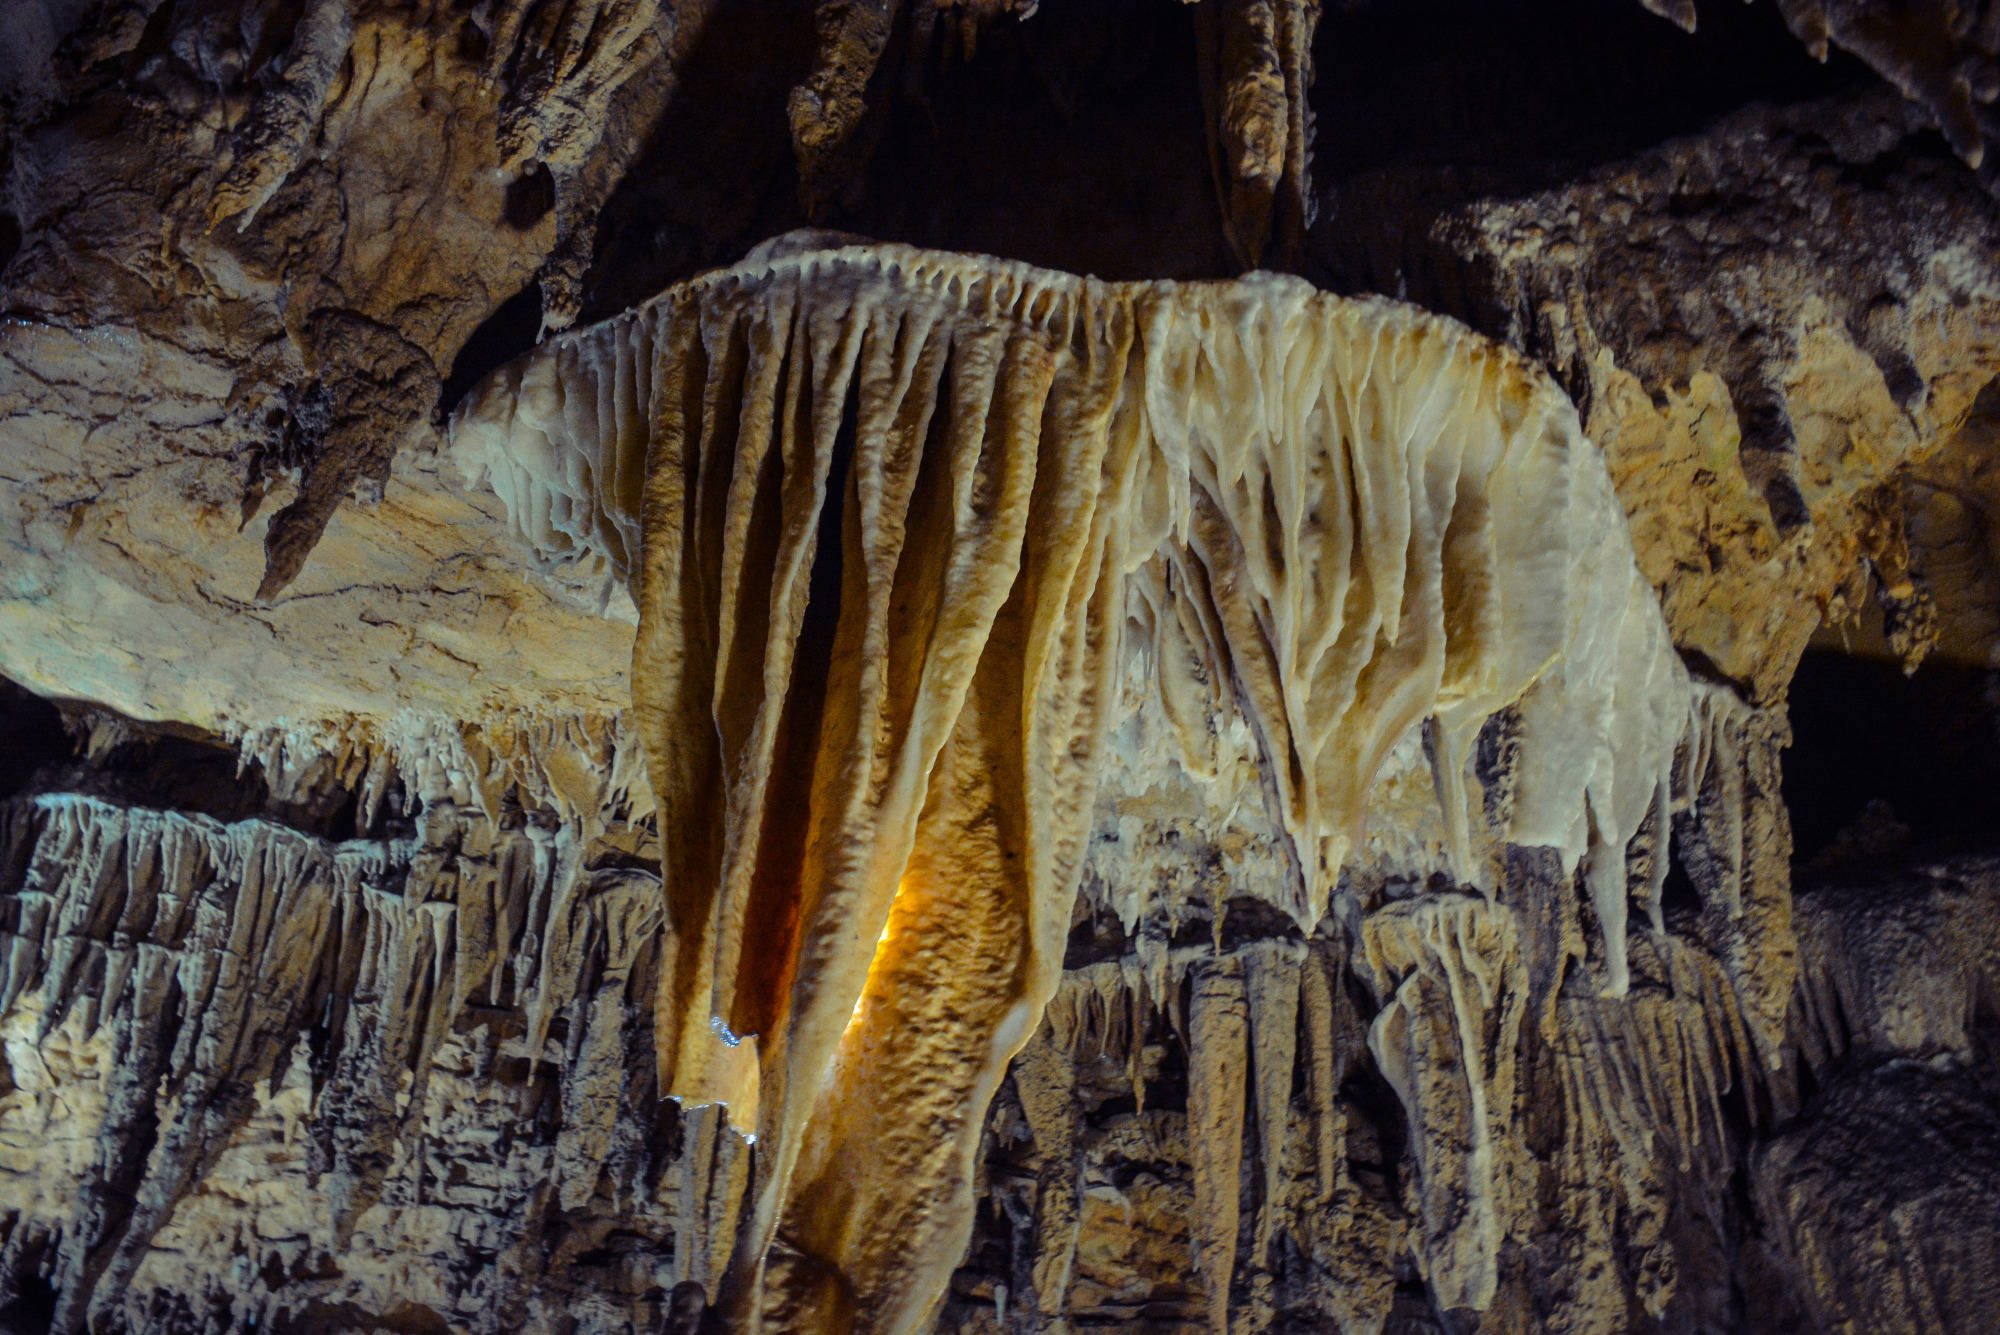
<box><xmin>2</xmin><ymin>4</ymin><xmax>2000</xmax><ymax>1332</ymax></box>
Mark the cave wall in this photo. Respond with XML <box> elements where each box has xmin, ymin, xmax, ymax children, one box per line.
<box><xmin>3</xmin><ymin>2</ymin><xmax>2000</xmax><ymax>1333</ymax></box>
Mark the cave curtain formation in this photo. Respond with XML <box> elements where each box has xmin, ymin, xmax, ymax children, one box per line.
<box><xmin>452</xmin><ymin>240</ymin><xmax>1744</xmax><ymax>1332</ymax></box>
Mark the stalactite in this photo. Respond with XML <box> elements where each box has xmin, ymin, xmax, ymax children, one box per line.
<box><xmin>1028</xmin><ymin>928</ymin><xmax>1385</xmax><ymax>1334</ymax></box>
<box><xmin>1671</xmin><ymin>682</ymin><xmax>1797</xmax><ymax>1067</ymax></box>
<box><xmin>232</xmin><ymin>708</ymin><xmax>653</xmax><ymax>828</ymax></box>
<box><xmin>207</xmin><ymin>0</ymin><xmax>356</xmax><ymax>231</ymax></box>
<box><xmin>16</xmin><ymin>0</ymin><xmax>2000</xmax><ymax>1323</ymax></box>
<box><xmin>789</xmin><ymin>0</ymin><xmax>903</xmax><ymax>217</ymax></box>
<box><xmin>1194</xmin><ymin>0</ymin><xmax>1322</xmax><ymax>270</ymax></box>
<box><xmin>0</xmin><ymin>791</ymin><xmax>725</xmax><ymax>1332</ymax></box>
<box><xmin>1627</xmin><ymin>1</ymin><xmax>2000</xmax><ymax>186</ymax></box>
<box><xmin>452</xmin><ymin>237</ymin><xmax>1758</xmax><ymax>1330</ymax></box>
<box><xmin>1553</xmin><ymin>934</ymin><xmax>1757</xmax><ymax>1187</ymax></box>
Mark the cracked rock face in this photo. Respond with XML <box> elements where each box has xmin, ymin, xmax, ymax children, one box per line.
<box><xmin>3</xmin><ymin>3</ymin><xmax>2000</xmax><ymax>1334</ymax></box>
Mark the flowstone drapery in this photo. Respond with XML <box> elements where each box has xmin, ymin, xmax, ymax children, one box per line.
<box><xmin>452</xmin><ymin>239</ymin><xmax>1750</xmax><ymax>1331</ymax></box>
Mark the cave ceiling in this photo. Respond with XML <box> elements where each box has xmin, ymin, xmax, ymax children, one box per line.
<box><xmin>1</xmin><ymin>2</ymin><xmax>1999</xmax><ymax>1333</ymax></box>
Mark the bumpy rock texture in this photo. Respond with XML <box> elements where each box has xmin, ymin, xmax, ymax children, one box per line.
<box><xmin>3</xmin><ymin>2</ymin><xmax>2000</xmax><ymax>1333</ymax></box>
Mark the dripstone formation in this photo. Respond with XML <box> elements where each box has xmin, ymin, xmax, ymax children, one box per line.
<box><xmin>3</xmin><ymin>3</ymin><xmax>1999</xmax><ymax>1334</ymax></box>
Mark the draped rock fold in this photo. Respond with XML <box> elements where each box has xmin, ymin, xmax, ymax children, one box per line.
<box><xmin>452</xmin><ymin>238</ymin><xmax>1725</xmax><ymax>1330</ymax></box>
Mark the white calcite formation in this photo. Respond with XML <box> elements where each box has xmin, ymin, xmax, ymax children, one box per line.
<box><xmin>450</xmin><ymin>239</ymin><xmax>1774</xmax><ymax>1331</ymax></box>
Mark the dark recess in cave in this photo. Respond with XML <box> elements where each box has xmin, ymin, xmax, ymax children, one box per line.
<box><xmin>1303</xmin><ymin>0</ymin><xmax>1871</xmax><ymax>312</ymax></box>
<box><xmin>726</xmin><ymin>364</ymin><xmax>859</xmax><ymax>1043</ymax></box>
<box><xmin>0</xmin><ymin>677</ymin><xmax>67</xmax><ymax>798</ymax></box>
<box><xmin>1660</xmin><ymin>854</ymin><xmax>1703</xmax><ymax>926</ymax></box>
<box><xmin>0</xmin><ymin>676</ymin><xmax>412</xmax><ymax>844</ymax></box>
<box><xmin>1314</xmin><ymin>0</ymin><xmax>1863</xmax><ymax>188</ymax></box>
<box><xmin>61</xmin><ymin>723</ymin><xmax>355</xmax><ymax>836</ymax></box>
<box><xmin>843</xmin><ymin>0</ymin><xmax>1230</xmax><ymax>282</ymax></box>
<box><xmin>1783</xmin><ymin>649</ymin><xmax>2000</xmax><ymax>864</ymax></box>
<box><xmin>574</xmin><ymin>0</ymin><xmax>1869</xmax><ymax>340</ymax></box>
<box><xmin>76</xmin><ymin>722</ymin><xmax>387</xmax><ymax>841</ymax></box>
<box><xmin>580</xmin><ymin>0</ymin><xmax>819</xmax><ymax>322</ymax></box>
<box><xmin>437</xmin><ymin>279</ymin><xmax>544</xmax><ymax>420</ymax></box>
<box><xmin>506</xmin><ymin>162</ymin><xmax>558</xmax><ymax>232</ymax></box>
<box><xmin>427</xmin><ymin>0</ymin><xmax>1891</xmax><ymax>442</ymax></box>
<box><xmin>0</xmin><ymin>1270</ymin><xmax>56</xmax><ymax>1333</ymax></box>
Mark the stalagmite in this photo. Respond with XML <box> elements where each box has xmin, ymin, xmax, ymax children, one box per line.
<box><xmin>667</xmin><ymin>1101</ymin><xmax>753</xmax><ymax>1300</ymax></box>
<box><xmin>1242</xmin><ymin>939</ymin><xmax>1301</xmax><ymax>1262</ymax></box>
<box><xmin>452</xmin><ymin>237</ymin><xmax>1742</xmax><ymax>1330</ymax></box>
<box><xmin>1299</xmin><ymin>941</ymin><xmax>1350</xmax><ymax>1202</ymax></box>
<box><xmin>1358</xmin><ymin>894</ymin><xmax>1525</xmax><ymax>1313</ymax></box>
<box><xmin>1009</xmin><ymin>1027</ymin><xmax>1085</xmax><ymax>1329</ymax></box>
<box><xmin>1186</xmin><ymin>959</ymin><xmax>1250</xmax><ymax>1334</ymax></box>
